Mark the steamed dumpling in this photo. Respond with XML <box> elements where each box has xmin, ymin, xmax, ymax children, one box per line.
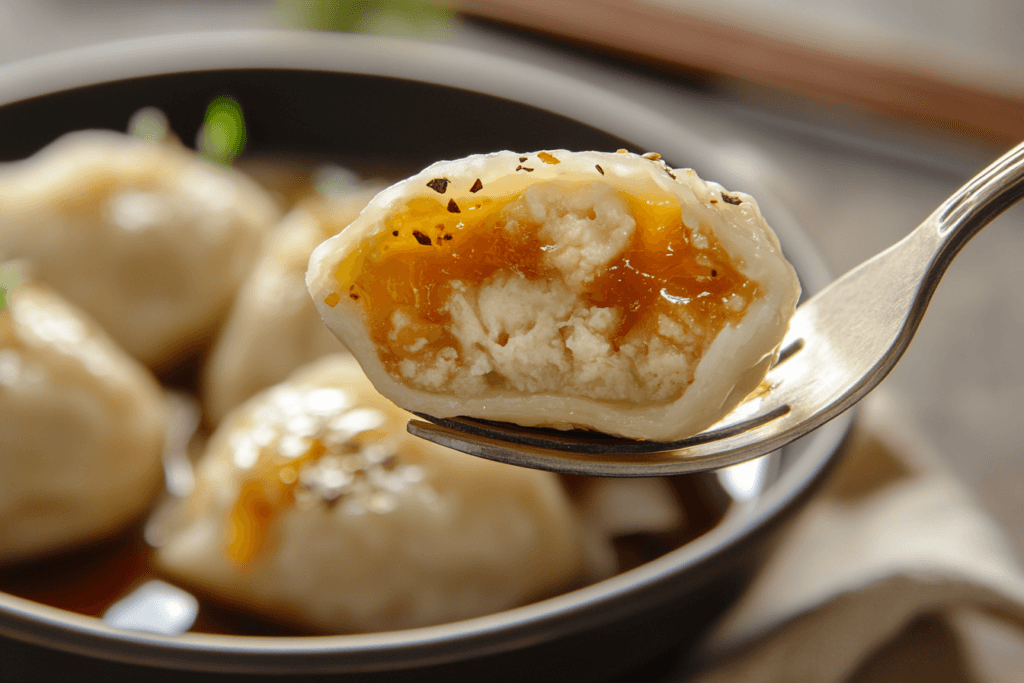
<box><xmin>306</xmin><ymin>150</ymin><xmax>800</xmax><ymax>441</ymax></box>
<box><xmin>203</xmin><ymin>184</ymin><xmax>381</xmax><ymax>424</ymax></box>
<box><xmin>156</xmin><ymin>354</ymin><xmax>594</xmax><ymax>633</ymax></box>
<box><xmin>0</xmin><ymin>130</ymin><xmax>280</xmax><ymax>370</ymax></box>
<box><xmin>0</xmin><ymin>278</ymin><xmax>167</xmax><ymax>563</ymax></box>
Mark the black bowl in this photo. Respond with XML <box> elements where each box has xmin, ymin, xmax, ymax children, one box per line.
<box><xmin>0</xmin><ymin>30</ymin><xmax>852</xmax><ymax>682</ymax></box>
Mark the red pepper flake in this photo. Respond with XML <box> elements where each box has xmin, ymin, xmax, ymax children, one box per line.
<box><xmin>518</xmin><ymin>156</ymin><xmax>528</xmax><ymax>162</ymax></box>
<box><xmin>595</xmin><ymin>164</ymin><xmax>604</xmax><ymax>175</ymax></box>
<box><xmin>538</xmin><ymin>152</ymin><xmax>560</xmax><ymax>164</ymax></box>
<box><xmin>349</xmin><ymin>293</ymin><xmax>359</xmax><ymax>300</ymax></box>
<box><xmin>515</xmin><ymin>165</ymin><xmax>534</xmax><ymax>172</ymax></box>
<box><xmin>412</xmin><ymin>230</ymin><xmax>432</xmax><ymax>245</ymax></box>
<box><xmin>324</xmin><ymin>292</ymin><xmax>341</xmax><ymax>307</ymax></box>
<box><xmin>721</xmin><ymin>193</ymin><xmax>742</xmax><ymax>205</ymax></box>
<box><xmin>447</xmin><ymin>198</ymin><xmax>460</xmax><ymax>213</ymax></box>
<box><xmin>710</xmin><ymin>199</ymin><xmax>718</xmax><ymax>204</ymax></box>
<box><xmin>711</xmin><ymin>269</ymin><xmax>718</xmax><ymax>277</ymax></box>
<box><xmin>443</xmin><ymin>233</ymin><xmax>452</xmax><ymax>241</ymax></box>
<box><xmin>426</xmin><ymin>178</ymin><xmax>449</xmax><ymax>193</ymax></box>
<box><xmin>392</xmin><ymin>230</ymin><xmax>399</xmax><ymax>236</ymax></box>
<box><xmin>470</xmin><ymin>178</ymin><xmax>483</xmax><ymax>193</ymax></box>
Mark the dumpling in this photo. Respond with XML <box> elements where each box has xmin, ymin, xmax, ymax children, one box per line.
<box><xmin>0</xmin><ymin>275</ymin><xmax>167</xmax><ymax>564</ymax></box>
<box><xmin>155</xmin><ymin>354</ymin><xmax>594</xmax><ymax>633</ymax></box>
<box><xmin>306</xmin><ymin>150</ymin><xmax>800</xmax><ymax>442</ymax></box>
<box><xmin>203</xmin><ymin>183</ymin><xmax>382</xmax><ymax>424</ymax></box>
<box><xmin>0</xmin><ymin>130</ymin><xmax>280</xmax><ymax>370</ymax></box>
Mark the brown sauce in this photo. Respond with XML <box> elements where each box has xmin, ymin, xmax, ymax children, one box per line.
<box><xmin>0</xmin><ymin>529</ymin><xmax>154</xmax><ymax>618</ymax></box>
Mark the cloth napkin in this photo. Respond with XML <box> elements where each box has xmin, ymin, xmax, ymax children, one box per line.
<box><xmin>682</xmin><ymin>389</ymin><xmax>1024</xmax><ymax>682</ymax></box>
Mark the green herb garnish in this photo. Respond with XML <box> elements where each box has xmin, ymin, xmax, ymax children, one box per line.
<box><xmin>198</xmin><ymin>96</ymin><xmax>247</xmax><ymax>166</ymax></box>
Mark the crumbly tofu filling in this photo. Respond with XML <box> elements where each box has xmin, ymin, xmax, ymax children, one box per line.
<box><xmin>332</xmin><ymin>179</ymin><xmax>759</xmax><ymax>405</ymax></box>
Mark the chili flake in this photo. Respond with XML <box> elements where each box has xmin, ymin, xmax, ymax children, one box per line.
<box><xmin>426</xmin><ymin>178</ymin><xmax>449</xmax><ymax>194</ymax></box>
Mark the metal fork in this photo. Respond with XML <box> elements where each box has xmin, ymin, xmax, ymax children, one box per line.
<box><xmin>407</xmin><ymin>141</ymin><xmax>1024</xmax><ymax>477</ymax></box>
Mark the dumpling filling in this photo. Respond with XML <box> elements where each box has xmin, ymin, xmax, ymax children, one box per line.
<box><xmin>336</xmin><ymin>180</ymin><xmax>757</xmax><ymax>403</ymax></box>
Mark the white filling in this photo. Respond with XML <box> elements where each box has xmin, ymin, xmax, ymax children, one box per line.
<box><xmin>391</xmin><ymin>182</ymin><xmax>711</xmax><ymax>404</ymax></box>
<box><xmin>509</xmin><ymin>182</ymin><xmax>635</xmax><ymax>291</ymax></box>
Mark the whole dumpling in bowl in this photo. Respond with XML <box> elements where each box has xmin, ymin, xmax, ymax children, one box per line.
<box><xmin>0</xmin><ymin>275</ymin><xmax>167</xmax><ymax>564</ymax></box>
<box><xmin>155</xmin><ymin>354</ymin><xmax>597</xmax><ymax>633</ymax></box>
<box><xmin>307</xmin><ymin>149</ymin><xmax>800</xmax><ymax>442</ymax></box>
<box><xmin>0</xmin><ymin>130</ymin><xmax>280</xmax><ymax>371</ymax></box>
<box><xmin>203</xmin><ymin>182</ymin><xmax>382</xmax><ymax>424</ymax></box>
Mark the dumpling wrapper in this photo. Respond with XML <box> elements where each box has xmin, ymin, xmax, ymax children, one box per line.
<box><xmin>0</xmin><ymin>130</ymin><xmax>280</xmax><ymax>370</ymax></box>
<box><xmin>156</xmin><ymin>354</ymin><xmax>596</xmax><ymax>633</ymax></box>
<box><xmin>204</xmin><ymin>184</ymin><xmax>381</xmax><ymax>424</ymax></box>
<box><xmin>307</xmin><ymin>150</ymin><xmax>799</xmax><ymax>441</ymax></box>
<box><xmin>0</xmin><ymin>279</ymin><xmax>167</xmax><ymax>564</ymax></box>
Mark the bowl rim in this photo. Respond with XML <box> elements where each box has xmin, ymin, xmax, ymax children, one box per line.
<box><xmin>0</xmin><ymin>29</ymin><xmax>853</xmax><ymax>674</ymax></box>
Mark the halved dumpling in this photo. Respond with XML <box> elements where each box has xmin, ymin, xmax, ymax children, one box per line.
<box><xmin>156</xmin><ymin>354</ymin><xmax>595</xmax><ymax>633</ymax></box>
<box><xmin>0</xmin><ymin>277</ymin><xmax>167</xmax><ymax>564</ymax></box>
<box><xmin>307</xmin><ymin>150</ymin><xmax>799</xmax><ymax>441</ymax></box>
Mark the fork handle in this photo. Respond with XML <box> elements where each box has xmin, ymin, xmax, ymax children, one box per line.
<box><xmin>932</xmin><ymin>140</ymin><xmax>1024</xmax><ymax>269</ymax></box>
<box><xmin>753</xmin><ymin>140</ymin><xmax>1024</xmax><ymax>452</ymax></box>
<box><xmin>889</xmin><ymin>141</ymin><xmax>1024</xmax><ymax>357</ymax></box>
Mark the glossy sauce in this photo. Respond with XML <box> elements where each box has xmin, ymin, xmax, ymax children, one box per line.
<box><xmin>226</xmin><ymin>439</ymin><xmax>325</xmax><ymax>566</ymax></box>
<box><xmin>333</xmin><ymin>189</ymin><xmax>760</xmax><ymax>387</ymax></box>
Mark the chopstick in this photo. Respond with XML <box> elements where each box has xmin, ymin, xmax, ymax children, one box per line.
<box><xmin>460</xmin><ymin>0</ymin><xmax>1024</xmax><ymax>145</ymax></box>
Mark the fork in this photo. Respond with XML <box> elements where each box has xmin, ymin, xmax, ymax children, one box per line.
<box><xmin>407</xmin><ymin>141</ymin><xmax>1024</xmax><ymax>477</ymax></box>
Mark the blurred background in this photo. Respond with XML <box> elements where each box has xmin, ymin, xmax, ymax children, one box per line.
<box><xmin>1</xmin><ymin>0</ymin><xmax>1021</xmax><ymax>552</ymax></box>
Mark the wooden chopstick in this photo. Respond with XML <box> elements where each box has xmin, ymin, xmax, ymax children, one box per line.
<box><xmin>460</xmin><ymin>0</ymin><xmax>1024</xmax><ymax>145</ymax></box>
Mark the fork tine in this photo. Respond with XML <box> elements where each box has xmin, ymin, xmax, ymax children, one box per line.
<box><xmin>407</xmin><ymin>404</ymin><xmax>797</xmax><ymax>476</ymax></box>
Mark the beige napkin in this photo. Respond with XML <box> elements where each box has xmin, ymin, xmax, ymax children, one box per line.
<box><xmin>684</xmin><ymin>390</ymin><xmax>1024</xmax><ymax>682</ymax></box>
